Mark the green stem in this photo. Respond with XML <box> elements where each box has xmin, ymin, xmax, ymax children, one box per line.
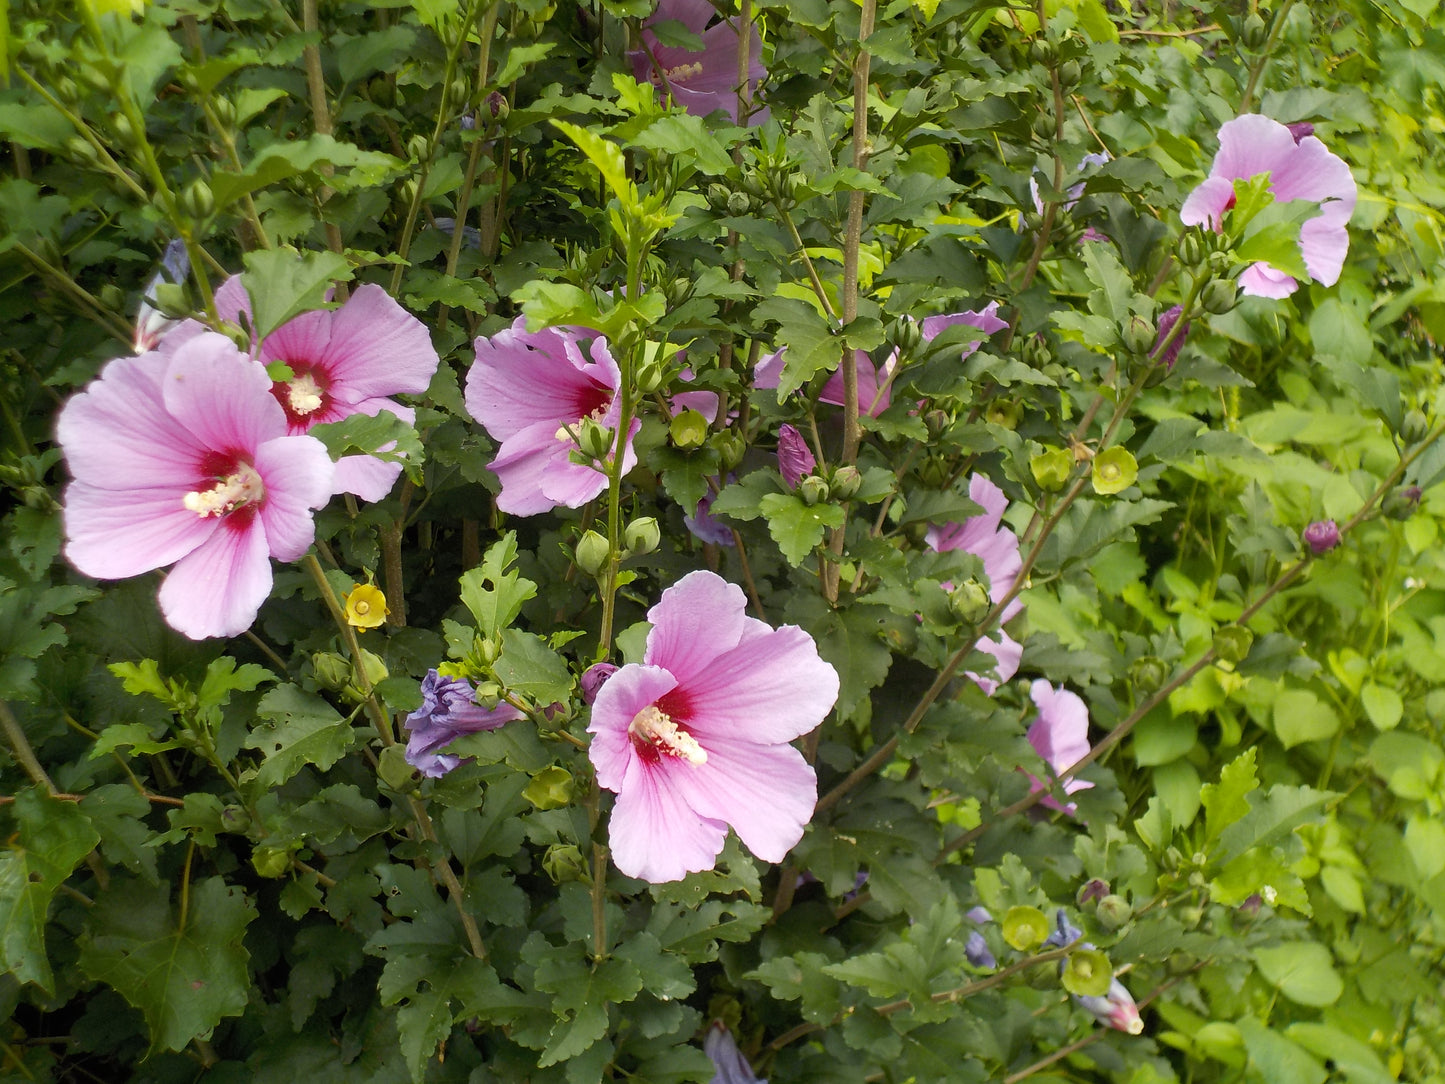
<box><xmin>1239</xmin><ymin>0</ymin><xmax>1298</xmax><ymax>114</ymax></box>
<box><xmin>0</xmin><ymin>700</ymin><xmax>55</xmax><ymax>792</ymax></box>
<box><xmin>302</xmin><ymin>553</ymin><xmax>396</xmax><ymax>745</ymax></box>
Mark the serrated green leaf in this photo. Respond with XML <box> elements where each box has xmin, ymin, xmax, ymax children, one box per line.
<box><xmin>1201</xmin><ymin>747</ymin><xmax>1259</xmax><ymax>848</ymax></box>
<box><xmin>240</xmin><ymin>247</ymin><xmax>353</xmax><ymax>340</ymax></box>
<box><xmin>552</xmin><ymin>120</ymin><xmax>634</xmax><ymax>209</ymax></box>
<box><xmin>246</xmin><ymin>684</ymin><xmax>360</xmax><ymax>790</ymax></box>
<box><xmin>1215</xmin><ymin>783</ymin><xmax>1334</xmax><ymax>866</ymax></box>
<box><xmin>78</xmin><ymin>877</ymin><xmax>255</xmax><ymax>1053</ymax></box>
<box><xmin>0</xmin><ymin>790</ymin><xmax>99</xmax><ymax>993</ymax></box>
<box><xmin>459</xmin><ymin>532</ymin><xmax>537</xmax><ymax>640</ymax></box>
<box><xmin>758</xmin><ymin>492</ymin><xmax>844</xmax><ymax>565</ymax></box>
<box><xmin>493</xmin><ymin>629</ymin><xmax>572</xmax><ymax>704</ymax></box>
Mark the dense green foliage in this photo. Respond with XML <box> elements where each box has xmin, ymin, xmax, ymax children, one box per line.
<box><xmin>4</xmin><ymin>0</ymin><xmax>1445</xmax><ymax>1081</ymax></box>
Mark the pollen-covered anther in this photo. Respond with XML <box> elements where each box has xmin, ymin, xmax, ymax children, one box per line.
<box><xmin>665</xmin><ymin>61</ymin><xmax>704</xmax><ymax>83</ymax></box>
<box><xmin>628</xmin><ymin>705</ymin><xmax>707</xmax><ymax>765</ymax></box>
<box><xmin>288</xmin><ymin>372</ymin><xmax>325</xmax><ymax>415</ymax></box>
<box><xmin>183</xmin><ymin>463</ymin><xmax>264</xmax><ymax>517</ymax></box>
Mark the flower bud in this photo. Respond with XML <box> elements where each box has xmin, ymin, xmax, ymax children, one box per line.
<box><xmin>575</xmin><ymin>530</ymin><xmax>610</xmax><ymax>576</ymax></box>
<box><xmin>484</xmin><ymin>90</ymin><xmax>509</xmax><ymax>125</ymax></box>
<box><xmin>1383</xmin><ymin>485</ymin><xmax>1422</xmax><ymax>521</ymax></box>
<box><xmin>669</xmin><ymin>409</ymin><xmax>709</xmax><ymax>449</ymax></box>
<box><xmin>1031</xmin><ymin>109</ymin><xmax>1056</xmax><ymax>140</ymax></box>
<box><xmin>882</xmin><ymin>623</ymin><xmax>917</xmax><ymax>654</ymax></box>
<box><xmin>111</xmin><ymin>112</ymin><xmax>138</xmax><ymax>147</ymax></box>
<box><xmin>917</xmin><ymin>454</ymin><xmax>951</xmax><ymax>489</ymax></box>
<box><xmin>1177</xmin><ymin>229</ymin><xmax>1208</xmax><ymax>268</ymax></box>
<box><xmin>580</xmin><ymin>663</ymin><xmax>618</xmax><ymax>704</ymax></box>
<box><xmin>476</xmin><ymin>637</ymin><xmax>500</xmax><ymax>666</ymax></box>
<box><xmin>1091</xmin><ymin>447</ymin><xmax>1138</xmax><ymax>495</ymax></box>
<box><xmin>1212</xmin><ymin>625</ymin><xmax>1254</xmax><ymax>665</ymax></box>
<box><xmin>1122</xmin><ymin>315</ymin><xmax>1155</xmax><ymax>356</ymax></box>
<box><xmin>1021</xmin><ymin>335</ymin><xmax>1052</xmax><ymax>368</ymax></box>
<box><xmin>1076</xmin><ymin>978</ymin><xmax>1145</xmax><ymax>1035</ymax></box>
<box><xmin>1302</xmin><ymin>519</ymin><xmax>1339</xmax><ymax>555</ymax></box>
<box><xmin>891</xmin><ymin>316</ymin><xmax>923</xmax><ymax>356</ymax></box>
<box><xmin>830</xmin><ymin>464</ymin><xmax>862</xmax><ymax>500</ymax></box>
<box><xmin>543</xmin><ymin>843</ymin><xmax>589</xmax><ymax>884</ymax></box>
<box><xmin>623</xmin><ymin>516</ymin><xmax>661</xmax><ymax>556</ymax></box>
<box><xmin>65</xmin><ymin>136</ymin><xmax>101</xmax><ymax>165</ymax></box>
<box><xmin>406</xmin><ymin>133</ymin><xmax>431</xmax><ymax>162</ymax></box>
<box><xmin>1096</xmin><ymin>894</ymin><xmax>1132</xmax><ymax>930</ymax></box>
<box><xmin>1130</xmin><ymin>655</ymin><xmax>1169</xmax><ymax>693</ymax></box>
<box><xmin>523</xmin><ymin>766</ymin><xmax>575</xmax><ymax>810</ymax></box>
<box><xmin>1241</xmin><ymin>10</ymin><xmax>1269</xmax><ymax>49</ymax></box>
<box><xmin>1031</xmin><ymin>447</ymin><xmax>1073</xmax><ymax>492</ymax></box>
<box><xmin>713</xmin><ymin>430</ymin><xmax>745</xmax><ymax>471</ymax></box>
<box><xmin>636</xmin><ymin>357</ymin><xmax>665</xmax><ymax>394</ymax></box>
<box><xmin>1402</xmin><ymin>408</ymin><xmax>1430</xmax><ymax>445</ymax></box>
<box><xmin>726</xmin><ymin>190</ymin><xmax>751</xmax><ymax>217</ymax></box>
<box><xmin>220</xmin><ymin>804</ymin><xmax>251</xmax><ymax>833</ymax></box>
<box><xmin>949</xmin><ymin>579</ymin><xmax>992</xmax><ymax>624</ymax></box>
<box><xmin>1201</xmin><ymin>278</ymin><xmax>1238</xmax><ymax>315</ymax></box>
<box><xmin>354</xmin><ymin>648</ymin><xmax>389</xmax><ymax>688</ymax></box>
<box><xmin>1057</xmin><ymin>60</ymin><xmax>1082</xmax><ymax>88</ymax></box>
<box><xmin>1151</xmin><ymin>305</ymin><xmax>1189</xmax><ymax>369</ymax></box>
<box><xmin>312</xmin><ymin>651</ymin><xmax>352</xmax><ymax>690</ymax></box>
<box><xmin>965</xmin><ymin>931</ymin><xmax>996</xmax><ymax>970</ymax></box>
<box><xmin>578</xmin><ymin>417</ymin><xmax>614</xmax><ymax>460</ymax></box>
<box><xmin>706</xmin><ymin>183</ymin><xmax>731</xmax><ymax>211</ymax></box>
<box><xmin>777</xmin><ymin>423</ymin><xmax>815</xmax><ymax>489</ymax></box>
<box><xmin>798</xmin><ymin>475</ymin><xmax>830</xmax><ymax>506</ymax></box>
<box><xmin>923</xmin><ymin>409</ymin><xmax>950</xmax><ymax>440</ymax></box>
<box><xmin>1030</xmin><ymin>38</ymin><xmax>1057</xmax><ymax>66</ymax></box>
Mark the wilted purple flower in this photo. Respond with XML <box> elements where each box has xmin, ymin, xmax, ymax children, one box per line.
<box><xmin>1303</xmin><ymin>519</ymin><xmax>1339</xmax><ymax>555</ymax></box>
<box><xmin>919</xmin><ymin>303</ymin><xmax>1010</xmax><ymax>357</ymax></box>
<box><xmin>1045</xmin><ymin>908</ymin><xmax>1085</xmax><ymax>948</ymax></box>
<box><xmin>133</xmin><ymin>239</ymin><xmax>191</xmax><ymax>354</ymax></box>
<box><xmin>685</xmin><ymin>487</ymin><xmax>736</xmax><ymax>547</ymax></box>
<box><xmin>580</xmin><ymin>663</ymin><xmax>619</xmax><ymax>705</ymax></box>
<box><xmin>777</xmin><ymin>424</ymin><xmax>815</xmax><ymax>489</ymax></box>
<box><xmin>1180</xmin><ymin>114</ymin><xmax>1356</xmax><ymax>298</ymax></box>
<box><xmin>703</xmin><ymin>1021</ymin><xmax>765</xmax><ymax>1084</ymax></box>
<box><xmin>1152</xmin><ymin>305</ymin><xmax>1189</xmax><ymax>368</ymax></box>
<box><xmin>1029</xmin><ymin>152</ymin><xmax>1111</xmax><ymax>217</ymax></box>
<box><xmin>926</xmin><ymin>474</ymin><xmax>1024</xmax><ymax>695</ymax></box>
<box><xmin>754</xmin><ymin>347</ymin><xmax>895</xmax><ymax>417</ymax></box>
<box><xmin>629</xmin><ymin>0</ymin><xmax>767</xmax><ymax>125</ymax></box>
<box><xmin>403</xmin><ymin>670</ymin><xmax>525</xmax><ymax>777</ymax></box>
<box><xmin>1076</xmin><ymin>978</ymin><xmax>1145</xmax><ymax>1035</ymax></box>
<box><xmin>1078</xmin><ymin>879</ymin><xmax>1110</xmax><ymax>906</ymax></box>
<box><xmin>1026</xmin><ymin>680</ymin><xmax>1094</xmax><ymax>813</ymax></box>
<box><xmin>965</xmin><ymin>931</ymin><xmax>996</xmax><ymax>970</ymax></box>
<box><xmin>966</xmin><ymin>905</ymin><xmax>993</xmax><ymax>925</ymax></box>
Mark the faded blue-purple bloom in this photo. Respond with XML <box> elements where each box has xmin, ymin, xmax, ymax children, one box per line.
<box><xmin>704</xmin><ymin>1021</ymin><xmax>766</xmax><ymax>1084</ymax></box>
<box><xmin>1303</xmin><ymin>519</ymin><xmax>1339</xmax><ymax>555</ymax></box>
<box><xmin>1045</xmin><ymin>908</ymin><xmax>1085</xmax><ymax>948</ymax></box>
<box><xmin>965</xmin><ymin>930</ymin><xmax>996</xmax><ymax>970</ymax></box>
<box><xmin>965</xmin><ymin>905</ymin><xmax>993</xmax><ymax>925</ymax></box>
<box><xmin>580</xmin><ymin>663</ymin><xmax>619</xmax><ymax>705</ymax></box>
<box><xmin>133</xmin><ymin>238</ymin><xmax>191</xmax><ymax>353</ymax></box>
<box><xmin>403</xmin><ymin>670</ymin><xmax>525</xmax><ymax>777</ymax></box>
<box><xmin>1075</xmin><ymin>978</ymin><xmax>1145</xmax><ymax>1035</ymax></box>
<box><xmin>685</xmin><ymin>486</ymin><xmax>736</xmax><ymax>547</ymax></box>
<box><xmin>1151</xmin><ymin>305</ymin><xmax>1190</xmax><ymax>369</ymax></box>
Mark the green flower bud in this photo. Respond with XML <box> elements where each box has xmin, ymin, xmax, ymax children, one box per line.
<box><xmin>1402</xmin><ymin>408</ymin><xmax>1430</xmax><ymax>445</ymax></box>
<box><xmin>1057</xmin><ymin>60</ymin><xmax>1081</xmax><ymax>88</ymax></box>
<box><xmin>1096</xmin><ymin>894</ymin><xmax>1132</xmax><ymax>930</ymax></box>
<box><xmin>575</xmin><ymin>530</ymin><xmax>610</xmax><ymax>576</ymax></box>
<box><xmin>1031</xmin><ymin>109</ymin><xmax>1056</xmax><ymax>140</ymax></box>
<box><xmin>406</xmin><ymin>133</ymin><xmax>431</xmax><ymax>162</ymax></box>
<box><xmin>670</xmin><ymin>408</ymin><xmax>709</xmax><ymax>449</ymax></box>
<box><xmin>706</xmin><ymin>183</ymin><xmax>731</xmax><ymax>211</ymax></box>
<box><xmin>449</xmin><ymin>77</ymin><xmax>470</xmax><ymax>109</ymax></box>
<box><xmin>798</xmin><ymin>475</ymin><xmax>830</xmax><ymax>506</ymax></box>
<box><xmin>251</xmin><ymin>845</ymin><xmax>293</xmax><ymax>879</ymax></box>
<box><xmin>578</xmin><ymin>417</ymin><xmax>614</xmax><ymax>460</ymax></box>
<box><xmin>769</xmin><ymin>170</ymin><xmax>796</xmax><ymax>204</ymax></box>
<box><xmin>66</xmin><ymin>136</ymin><xmax>101</xmax><ymax>165</ymax></box>
<box><xmin>76</xmin><ymin>62</ymin><xmax>113</xmax><ymax>95</ymax></box>
<box><xmin>312</xmin><ymin>651</ymin><xmax>352</xmax><ymax>690</ymax></box>
<box><xmin>1212</xmin><ymin>624</ymin><xmax>1254</xmax><ymax>665</ymax></box>
<box><xmin>1177</xmin><ymin>229</ymin><xmax>1208</xmax><ymax>268</ymax></box>
<box><xmin>917</xmin><ymin>454</ymin><xmax>951</xmax><ymax>489</ymax></box>
<box><xmin>99</xmin><ymin>284</ymin><xmax>124</xmax><ymax>310</ymax></box>
<box><xmin>220</xmin><ymin>804</ymin><xmax>251</xmax><ymax>833</ymax></box>
<box><xmin>1031</xmin><ymin>447</ymin><xmax>1073</xmax><ymax>492</ymax></box>
<box><xmin>713</xmin><ymin>430</ymin><xmax>745</xmax><ymax>471</ymax></box>
<box><xmin>476</xmin><ymin>636</ymin><xmax>500</xmax><ymax>666</ymax></box>
<box><xmin>398</xmin><ymin>178</ymin><xmax>419</xmax><ymax>206</ymax></box>
<box><xmin>923</xmin><ymin>409</ymin><xmax>951</xmax><ymax>440</ymax></box>
<box><xmin>635</xmin><ymin>357</ymin><xmax>665</xmax><ymax>394</ymax></box>
<box><xmin>1021</xmin><ymin>335</ymin><xmax>1052</xmax><ymax>368</ymax></box>
<box><xmin>1383</xmin><ymin>485</ymin><xmax>1422</xmax><ymax>521</ymax></box>
<box><xmin>1130</xmin><ymin>655</ymin><xmax>1169</xmax><ymax>693</ymax></box>
<box><xmin>111</xmin><ymin>112</ymin><xmax>138</xmax><ymax>147</ymax></box>
<box><xmin>726</xmin><ymin>190</ymin><xmax>751</xmax><ymax>217</ymax></box>
<box><xmin>1122</xmin><ymin>315</ymin><xmax>1155</xmax><ymax>356</ymax></box>
<box><xmin>1029</xmin><ymin>38</ymin><xmax>1057</xmax><ymax>66</ymax></box>
<box><xmin>1201</xmin><ymin>278</ymin><xmax>1238</xmax><ymax>315</ymax></box>
<box><xmin>180</xmin><ymin>178</ymin><xmax>214</xmax><ymax>221</ymax></box>
<box><xmin>1091</xmin><ymin>447</ymin><xmax>1138</xmax><ymax>495</ymax></box>
<box><xmin>542</xmin><ymin>843</ymin><xmax>589</xmax><ymax>884</ymax></box>
<box><xmin>523</xmin><ymin>766</ymin><xmax>575</xmax><ymax>810</ymax></box>
<box><xmin>1002</xmin><ymin>905</ymin><xmax>1050</xmax><ymax>950</ymax></box>
<box><xmin>830</xmin><ymin>465</ymin><xmax>862</xmax><ymax>500</ymax></box>
<box><xmin>739</xmin><ymin>172</ymin><xmax>766</xmax><ymax>199</ymax></box>
<box><xmin>377</xmin><ymin>743</ymin><xmax>421</xmax><ymax>793</ymax></box>
<box><xmin>949</xmin><ymin>579</ymin><xmax>992</xmax><ymax>625</ymax></box>
<box><xmin>1062</xmin><ymin>947</ymin><xmax>1114</xmax><ymax>997</ymax></box>
<box><xmin>1240</xmin><ymin>11</ymin><xmax>1269</xmax><ymax>49</ymax></box>
<box><xmin>357</xmin><ymin>648</ymin><xmax>389</xmax><ymax>687</ymax></box>
<box><xmin>623</xmin><ymin>516</ymin><xmax>661</xmax><ymax>556</ymax></box>
<box><xmin>53</xmin><ymin>77</ymin><xmax>80</xmax><ymax>106</ymax></box>
<box><xmin>211</xmin><ymin>97</ymin><xmax>237</xmax><ymax>129</ymax></box>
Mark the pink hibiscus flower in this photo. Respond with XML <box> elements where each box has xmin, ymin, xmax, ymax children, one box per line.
<box><xmin>1025</xmin><ymin>680</ymin><xmax>1094</xmax><ymax>813</ymax></box>
<box><xmin>777</xmin><ymin>423</ymin><xmax>815</xmax><ymax>489</ymax></box>
<box><xmin>203</xmin><ymin>277</ymin><xmax>439</xmax><ymax>502</ymax></box>
<box><xmin>467</xmin><ymin>318</ymin><xmax>640</xmax><ymax>516</ymax></box>
<box><xmin>926</xmin><ymin>473</ymin><xmax>1024</xmax><ymax>694</ymax></box>
<box><xmin>587</xmin><ymin>570</ymin><xmax>839</xmax><ymax>882</ymax></box>
<box><xmin>1180</xmin><ymin>113</ymin><xmax>1356</xmax><ymax>299</ymax></box>
<box><xmin>57</xmin><ymin>332</ymin><xmax>334</xmax><ymax>640</ymax></box>
<box><xmin>628</xmin><ymin>0</ymin><xmax>767</xmax><ymax>125</ymax></box>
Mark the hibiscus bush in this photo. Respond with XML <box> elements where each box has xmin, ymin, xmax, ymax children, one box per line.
<box><xmin>5</xmin><ymin>0</ymin><xmax>1445</xmax><ymax>1080</ymax></box>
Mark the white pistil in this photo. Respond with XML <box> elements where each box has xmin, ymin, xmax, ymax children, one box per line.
<box><xmin>665</xmin><ymin>61</ymin><xmax>703</xmax><ymax>83</ymax></box>
<box><xmin>288</xmin><ymin>372</ymin><xmax>324</xmax><ymax>415</ymax></box>
<box><xmin>183</xmin><ymin>464</ymin><xmax>264</xmax><ymax>518</ymax></box>
<box><xmin>628</xmin><ymin>705</ymin><xmax>707</xmax><ymax>765</ymax></box>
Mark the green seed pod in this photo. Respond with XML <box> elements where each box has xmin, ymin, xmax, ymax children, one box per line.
<box><xmin>1092</xmin><ymin>447</ymin><xmax>1138</xmax><ymax>495</ymax></box>
<box><xmin>1062</xmin><ymin>948</ymin><xmax>1114</xmax><ymax>997</ymax></box>
<box><xmin>1002</xmin><ymin>905</ymin><xmax>1050</xmax><ymax>951</ymax></box>
<box><xmin>706</xmin><ymin>183</ymin><xmax>731</xmax><ymax>211</ymax></box>
<box><xmin>670</xmin><ymin>409</ymin><xmax>709</xmax><ymax>449</ymax></box>
<box><xmin>575</xmin><ymin>530</ymin><xmax>610</xmax><ymax>576</ymax></box>
<box><xmin>523</xmin><ymin>766</ymin><xmax>575</xmax><ymax>810</ymax></box>
<box><xmin>542</xmin><ymin>843</ymin><xmax>589</xmax><ymax>884</ymax></box>
<box><xmin>1031</xmin><ymin>447</ymin><xmax>1073</xmax><ymax>492</ymax></box>
<box><xmin>986</xmin><ymin>399</ymin><xmax>1023</xmax><ymax>430</ymax></box>
<box><xmin>1212</xmin><ymin>625</ymin><xmax>1254</xmax><ymax>665</ymax></box>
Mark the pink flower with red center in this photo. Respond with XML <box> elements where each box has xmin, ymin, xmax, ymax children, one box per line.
<box><xmin>1025</xmin><ymin>680</ymin><xmax>1094</xmax><ymax>813</ymax></box>
<box><xmin>587</xmin><ymin>570</ymin><xmax>839</xmax><ymax>882</ymax></box>
<box><xmin>628</xmin><ymin>0</ymin><xmax>767</xmax><ymax>125</ymax></box>
<box><xmin>926</xmin><ymin>474</ymin><xmax>1024</xmax><ymax>694</ymax></box>
<box><xmin>57</xmin><ymin>332</ymin><xmax>334</xmax><ymax>640</ymax></box>
<box><xmin>202</xmin><ymin>276</ymin><xmax>439</xmax><ymax>501</ymax></box>
<box><xmin>466</xmin><ymin>318</ymin><xmax>640</xmax><ymax>516</ymax></box>
<box><xmin>1180</xmin><ymin>113</ymin><xmax>1356</xmax><ymax>299</ymax></box>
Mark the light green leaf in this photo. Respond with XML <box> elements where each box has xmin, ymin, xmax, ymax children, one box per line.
<box><xmin>1253</xmin><ymin>942</ymin><xmax>1344</xmax><ymax>1007</ymax></box>
<box><xmin>494</xmin><ymin>629</ymin><xmax>572</xmax><ymax>704</ymax></box>
<box><xmin>459</xmin><ymin>532</ymin><xmax>537</xmax><ymax>640</ymax></box>
<box><xmin>1360</xmin><ymin>683</ymin><xmax>1403</xmax><ymax>731</ymax></box>
<box><xmin>1201</xmin><ymin>748</ymin><xmax>1259</xmax><ymax>846</ymax></box>
<box><xmin>758</xmin><ymin>492</ymin><xmax>844</xmax><ymax>565</ymax></box>
<box><xmin>1273</xmin><ymin>688</ymin><xmax>1339</xmax><ymax>749</ymax></box>
<box><xmin>552</xmin><ymin>120</ymin><xmax>634</xmax><ymax>209</ymax></box>
<box><xmin>240</xmin><ymin>247</ymin><xmax>353</xmax><ymax>340</ymax></box>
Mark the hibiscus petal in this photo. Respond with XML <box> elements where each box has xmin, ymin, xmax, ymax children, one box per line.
<box><xmin>643</xmin><ymin>571</ymin><xmax>748</xmax><ymax>686</ymax></box>
<box><xmin>488</xmin><ymin>419</ymin><xmax>610</xmax><ymax>515</ymax></box>
<box><xmin>63</xmin><ymin>482</ymin><xmax>216</xmax><ymax>579</ymax></box>
<box><xmin>672</xmin><ymin>625</ymin><xmax>839</xmax><ymax>744</ymax></box>
<box><xmin>1239</xmin><ymin>262</ymin><xmax>1299</xmax><ymax>299</ymax></box>
<box><xmin>587</xmin><ymin>664</ymin><xmax>680</xmax><ymax>792</ymax></box>
<box><xmin>608</xmin><ymin>753</ymin><xmax>729</xmax><ymax>882</ymax></box>
<box><xmin>258</xmin><ymin>308</ymin><xmax>333</xmax><ymax>373</ymax></box>
<box><xmin>683</xmin><ymin>736</ymin><xmax>817</xmax><ymax>863</ymax></box>
<box><xmin>157</xmin><ymin>517</ymin><xmax>273</xmax><ymax>639</ymax></box>
<box><xmin>254</xmin><ymin>435</ymin><xmax>334</xmax><ymax>561</ymax></box>
<box><xmin>1179</xmin><ymin>175</ymin><xmax>1237</xmax><ymax>229</ymax></box>
<box><xmin>467</xmin><ymin>320</ymin><xmax>618</xmax><ymax>441</ymax></box>
<box><xmin>1027</xmin><ymin>680</ymin><xmax>1091</xmax><ymax>771</ymax></box>
<box><xmin>1212</xmin><ymin>113</ymin><xmax>1300</xmax><ymax>187</ymax></box>
<box><xmin>162</xmin><ymin>333</ymin><xmax>288</xmax><ymax>452</ymax></box>
<box><xmin>966</xmin><ymin>628</ymin><xmax>1023</xmax><ymax>696</ymax></box>
<box><xmin>313</xmin><ymin>284</ymin><xmax>440</xmax><ymax>401</ymax></box>
<box><xmin>332</xmin><ymin>454</ymin><xmax>404</xmax><ymax>502</ymax></box>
